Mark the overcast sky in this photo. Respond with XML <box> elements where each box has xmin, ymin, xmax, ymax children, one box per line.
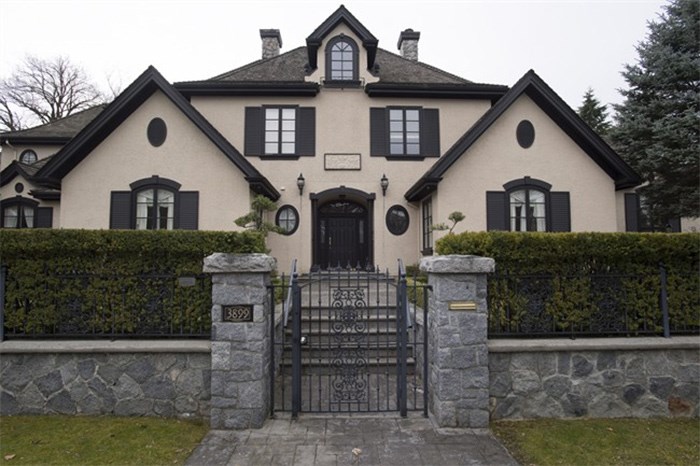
<box><xmin>1</xmin><ymin>0</ymin><xmax>666</xmax><ymax>112</ymax></box>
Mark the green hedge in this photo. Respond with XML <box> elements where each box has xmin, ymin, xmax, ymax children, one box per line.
<box><xmin>0</xmin><ymin>229</ymin><xmax>266</xmax><ymax>337</ymax></box>
<box><xmin>436</xmin><ymin>232</ymin><xmax>699</xmax><ymax>274</ymax></box>
<box><xmin>436</xmin><ymin>232</ymin><xmax>700</xmax><ymax>336</ymax></box>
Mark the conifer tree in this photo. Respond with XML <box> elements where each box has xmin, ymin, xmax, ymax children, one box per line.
<box><xmin>611</xmin><ymin>0</ymin><xmax>700</xmax><ymax>225</ymax></box>
<box><xmin>577</xmin><ymin>87</ymin><xmax>611</xmax><ymax>136</ymax></box>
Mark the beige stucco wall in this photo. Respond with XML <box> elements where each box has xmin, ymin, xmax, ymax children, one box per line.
<box><xmin>681</xmin><ymin>217</ymin><xmax>700</xmax><ymax>232</ymax></box>
<box><xmin>60</xmin><ymin>91</ymin><xmax>252</xmax><ymax>230</ymax></box>
<box><xmin>436</xmin><ymin>94</ymin><xmax>619</xmax><ymax>235</ymax></box>
<box><xmin>191</xmin><ymin>33</ymin><xmax>492</xmax><ymax>271</ymax></box>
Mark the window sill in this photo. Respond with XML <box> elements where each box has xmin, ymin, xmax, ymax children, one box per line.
<box><xmin>421</xmin><ymin>248</ymin><xmax>433</xmax><ymax>256</ymax></box>
<box><xmin>371</xmin><ymin>154</ymin><xmax>439</xmax><ymax>161</ymax></box>
<box><xmin>323</xmin><ymin>80</ymin><xmax>362</xmax><ymax>89</ymax></box>
<box><xmin>248</xmin><ymin>154</ymin><xmax>314</xmax><ymax>160</ymax></box>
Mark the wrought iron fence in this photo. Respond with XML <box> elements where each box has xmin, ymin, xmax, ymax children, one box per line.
<box><xmin>488</xmin><ymin>266</ymin><xmax>699</xmax><ymax>338</ymax></box>
<box><xmin>0</xmin><ymin>265</ymin><xmax>212</xmax><ymax>340</ymax></box>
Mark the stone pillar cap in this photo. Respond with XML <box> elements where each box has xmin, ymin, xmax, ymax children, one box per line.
<box><xmin>419</xmin><ymin>255</ymin><xmax>495</xmax><ymax>274</ymax></box>
<box><xmin>203</xmin><ymin>253</ymin><xmax>276</xmax><ymax>273</ymax></box>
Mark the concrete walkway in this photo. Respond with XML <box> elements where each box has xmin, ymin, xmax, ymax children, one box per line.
<box><xmin>185</xmin><ymin>414</ymin><xmax>519</xmax><ymax>466</ymax></box>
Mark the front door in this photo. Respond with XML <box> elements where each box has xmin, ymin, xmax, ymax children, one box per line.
<box><xmin>317</xmin><ymin>200</ymin><xmax>368</xmax><ymax>269</ymax></box>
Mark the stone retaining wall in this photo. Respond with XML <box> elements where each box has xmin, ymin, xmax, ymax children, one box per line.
<box><xmin>489</xmin><ymin>338</ymin><xmax>699</xmax><ymax>420</ymax></box>
<box><xmin>0</xmin><ymin>342</ymin><xmax>210</xmax><ymax>419</ymax></box>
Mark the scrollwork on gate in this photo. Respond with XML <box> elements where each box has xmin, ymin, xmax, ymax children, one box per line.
<box><xmin>330</xmin><ymin>287</ymin><xmax>368</xmax><ymax>402</ymax></box>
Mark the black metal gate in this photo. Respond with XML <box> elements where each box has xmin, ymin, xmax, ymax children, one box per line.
<box><xmin>270</xmin><ymin>261</ymin><xmax>429</xmax><ymax>417</ymax></box>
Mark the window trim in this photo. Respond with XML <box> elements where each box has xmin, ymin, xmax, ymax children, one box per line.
<box><xmin>19</xmin><ymin>149</ymin><xmax>38</xmax><ymax>164</ymax></box>
<box><xmin>386</xmin><ymin>205</ymin><xmax>409</xmax><ymax>236</ymax></box>
<box><xmin>275</xmin><ymin>205</ymin><xmax>299</xmax><ymax>235</ymax></box>
<box><xmin>129</xmin><ymin>176</ymin><xmax>182</xmax><ymax>230</ymax></box>
<box><xmin>504</xmin><ymin>177</ymin><xmax>552</xmax><ymax>232</ymax></box>
<box><xmin>263</xmin><ymin>105</ymin><xmax>298</xmax><ymax>156</ymax></box>
<box><xmin>388</xmin><ymin>106</ymin><xmax>422</xmax><ymax>157</ymax></box>
<box><xmin>421</xmin><ymin>197</ymin><xmax>433</xmax><ymax>255</ymax></box>
<box><xmin>324</xmin><ymin>35</ymin><xmax>359</xmax><ymax>84</ymax></box>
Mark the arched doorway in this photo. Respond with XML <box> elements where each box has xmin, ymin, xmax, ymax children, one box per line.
<box><xmin>311</xmin><ymin>187</ymin><xmax>375</xmax><ymax>270</ymax></box>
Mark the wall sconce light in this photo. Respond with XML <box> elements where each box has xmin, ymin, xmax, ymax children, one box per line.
<box><xmin>380</xmin><ymin>174</ymin><xmax>389</xmax><ymax>196</ymax></box>
<box><xmin>297</xmin><ymin>173</ymin><xmax>305</xmax><ymax>196</ymax></box>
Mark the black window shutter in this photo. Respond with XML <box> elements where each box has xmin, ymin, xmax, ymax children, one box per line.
<box><xmin>486</xmin><ymin>191</ymin><xmax>507</xmax><ymax>231</ymax></box>
<box><xmin>370</xmin><ymin>108</ymin><xmax>387</xmax><ymax>156</ymax></box>
<box><xmin>35</xmin><ymin>207</ymin><xmax>53</xmax><ymax>228</ymax></box>
<box><xmin>421</xmin><ymin>109</ymin><xmax>440</xmax><ymax>157</ymax></box>
<box><xmin>178</xmin><ymin>192</ymin><xmax>199</xmax><ymax>230</ymax></box>
<box><xmin>624</xmin><ymin>193</ymin><xmax>640</xmax><ymax>232</ymax></box>
<box><xmin>244</xmin><ymin>107</ymin><xmax>263</xmax><ymax>156</ymax></box>
<box><xmin>549</xmin><ymin>192</ymin><xmax>571</xmax><ymax>232</ymax></box>
<box><xmin>110</xmin><ymin>191</ymin><xmax>132</xmax><ymax>229</ymax></box>
<box><xmin>667</xmin><ymin>217</ymin><xmax>681</xmax><ymax>232</ymax></box>
<box><xmin>296</xmin><ymin>107</ymin><xmax>316</xmax><ymax>156</ymax></box>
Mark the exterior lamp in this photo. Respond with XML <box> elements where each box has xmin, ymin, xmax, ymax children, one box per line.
<box><xmin>380</xmin><ymin>174</ymin><xmax>389</xmax><ymax>196</ymax></box>
<box><xmin>297</xmin><ymin>173</ymin><xmax>305</xmax><ymax>195</ymax></box>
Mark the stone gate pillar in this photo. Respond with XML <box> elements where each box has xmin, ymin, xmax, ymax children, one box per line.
<box><xmin>204</xmin><ymin>253</ymin><xmax>275</xmax><ymax>429</ymax></box>
<box><xmin>420</xmin><ymin>255</ymin><xmax>494</xmax><ymax>428</ymax></box>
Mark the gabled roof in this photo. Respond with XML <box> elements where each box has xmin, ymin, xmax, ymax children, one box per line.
<box><xmin>0</xmin><ymin>156</ymin><xmax>54</xmax><ymax>188</ymax></box>
<box><xmin>405</xmin><ymin>70</ymin><xmax>642</xmax><ymax>202</ymax></box>
<box><xmin>36</xmin><ymin>66</ymin><xmax>280</xmax><ymax>200</ymax></box>
<box><xmin>306</xmin><ymin>5</ymin><xmax>378</xmax><ymax>71</ymax></box>
<box><xmin>0</xmin><ymin>105</ymin><xmax>106</xmax><ymax>145</ymax></box>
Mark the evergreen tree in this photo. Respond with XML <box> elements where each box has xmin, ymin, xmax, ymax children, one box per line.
<box><xmin>611</xmin><ymin>0</ymin><xmax>700</xmax><ymax>225</ymax></box>
<box><xmin>577</xmin><ymin>87</ymin><xmax>611</xmax><ymax>136</ymax></box>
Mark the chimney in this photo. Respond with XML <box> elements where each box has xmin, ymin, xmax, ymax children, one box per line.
<box><xmin>260</xmin><ymin>29</ymin><xmax>282</xmax><ymax>59</ymax></box>
<box><xmin>397</xmin><ymin>29</ymin><xmax>420</xmax><ymax>61</ymax></box>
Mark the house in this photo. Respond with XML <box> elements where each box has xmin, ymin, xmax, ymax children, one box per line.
<box><xmin>1</xmin><ymin>5</ymin><xmax>650</xmax><ymax>271</ymax></box>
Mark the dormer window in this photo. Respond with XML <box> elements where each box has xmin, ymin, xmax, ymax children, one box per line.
<box><xmin>325</xmin><ymin>35</ymin><xmax>359</xmax><ymax>83</ymax></box>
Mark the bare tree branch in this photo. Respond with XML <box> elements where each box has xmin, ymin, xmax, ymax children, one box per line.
<box><xmin>0</xmin><ymin>55</ymin><xmax>106</xmax><ymax>131</ymax></box>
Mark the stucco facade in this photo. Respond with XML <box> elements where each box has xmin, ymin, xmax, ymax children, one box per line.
<box><xmin>0</xmin><ymin>5</ymin><xmax>645</xmax><ymax>272</ymax></box>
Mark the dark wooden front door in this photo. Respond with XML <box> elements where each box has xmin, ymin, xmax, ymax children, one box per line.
<box><xmin>317</xmin><ymin>201</ymin><xmax>368</xmax><ymax>269</ymax></box>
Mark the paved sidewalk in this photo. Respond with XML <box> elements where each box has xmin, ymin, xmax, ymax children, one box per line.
<box><xmin>185</xmin><ymin>414</ymin><xmax>519</xmax><ymax>466</ymax></box>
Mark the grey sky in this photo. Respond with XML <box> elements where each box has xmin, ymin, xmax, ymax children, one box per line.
<box><xmin>1</xmin><ymin>0</ymin><xmax>666</xmax><ymax>112</ymax></box>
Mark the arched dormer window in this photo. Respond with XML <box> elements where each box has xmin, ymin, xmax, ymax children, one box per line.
<box><xmin>486</xmin><ymin>177</ymin><xmax>571</xmax><ymax>232</ymax></box>
<box><xmin>325</xmin><ymin>35</ymin><xmax>359</xmax><ymax>83</ymax></box>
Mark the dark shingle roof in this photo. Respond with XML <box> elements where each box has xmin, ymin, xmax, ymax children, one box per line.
<box><xmin>180</xmin><ymin>46</ymin><xmax>495</xmax><ymax>88</ymax></box>
<box><xmin>0</xmin><ymin>105</ymin><xmax>107</xmax><ymax>142</ymax></box>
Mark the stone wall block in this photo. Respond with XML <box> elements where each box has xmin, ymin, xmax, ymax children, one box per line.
<box><xmin>213</xmin><ymin>323</ymin><xmax>247</xmax><ymax>342</ymax></box>
<box><xmin>113</xmin><ymin>374</ymin><xmax>142</xmax><ymax>399</ymax></box>
<box><xmin>462</xmin><ymin>367</ymin><xmax>489</xmax><ymax>390</ymax></box>
<box><xmin>511</xmin><ymin>369</ymin><xmax>540</xmax><ymax>394</ymax></box>
<box><xmin>572</xmin><ymin>355</ymin><xmax>594</xmax><ymax>378</ymax></box>
<box><xmin>211</xmin><ymin>342</ymin><xmax>233</xmax><ymax>370</ymax></box>
<box><xmin>35</xmin><ymin>370</ymin><xmax>63</xmax><ymax>398</ymax></box>
<box><xmin>47</xmin><ymin>390</ymin><xmax>76</xmax><ymax>414</ymax></box>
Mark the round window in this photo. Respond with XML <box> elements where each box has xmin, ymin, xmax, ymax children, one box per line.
<box><xmin>19</xmin><ymin>149</ymin><xmax>37</xmax><ymax>164</ymax></box>
<box><xmin>386</xmin><ymin>205</ymin><xmax>409</xmax><ymax>236</ymax></box>
<box><xmin>516</xmin><ymin>120</ymin><xmax>535</xmax><ymax>148</ymax></box>
<box><xmin>147</xmin><ymin>118</ymin><xmax>167</xmax><ymax>147</ymax></box>
<box><xmin>275</xmin><ymin>205</ymin><xmax>299</xmax><ymax>235</ymax></box>
<box><xmin>14</xmin><ymin>182</ymin><xmax>24</xmax><ymax>193</ymax></box>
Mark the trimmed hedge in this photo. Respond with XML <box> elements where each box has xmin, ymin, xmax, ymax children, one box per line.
<box><xmin>436</xmin><ymin>232</ymin><xmax>700</xmax><ymax>336</ymax></box>
<box><xmin>0</xmin><ymin>229</ymin><xmax>266</xmax><ymax>338</ymax></box>
<box><xmin>436</xmin><ymin>232</ymin><xmax>699</xmax><ymax>274</ymax></box>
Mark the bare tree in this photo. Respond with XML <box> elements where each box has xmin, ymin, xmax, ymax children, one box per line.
<box><xmin>0</xmin><ymin>55</ymin><xmax>106</xmax><ymax>131</ymax></box>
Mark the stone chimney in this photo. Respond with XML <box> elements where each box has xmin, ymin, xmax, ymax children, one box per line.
<box><xmin>397</xmin><ymin>29</ymin><xmax>420</xmax><ymax>61</ymax></box>
<box><xmin>260</xmin><ymin>29</ymin><xmax>282</xmax><ymax>59</ymax></box>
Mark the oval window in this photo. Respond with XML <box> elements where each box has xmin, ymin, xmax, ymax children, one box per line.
<box><xmin>14</xmin><ymin>182</ymin><xmax>24</xmax><ymax>193</ymax></box>
<box><xmin>516</xmin><ymin>120</ymin><xmax>535</xmax><ymax>148</ymax></box>
<box><xmin>147</xmin><ymin>118</ymin><xmax>167</xmax><ymax>147</ymax></box>
<box><xmin>386</xmin><ymin>205</ymin><xmax>409</xmax><ymax>236</ymax></box>
<box><xmin>19</xmin><ymin>149</ymin><xmax>37</xmax><ymax>164</ymax></box>
<box><xmin>276</xmin><ymin>205</ymin><xmax>299</xmax><ymax>235</ymax></box>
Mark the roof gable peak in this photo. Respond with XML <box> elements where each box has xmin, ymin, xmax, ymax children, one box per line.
<box><xmin>306</xmin><ymin>5</ymin><xmax>378</xmax><ymax>71</ymax></box>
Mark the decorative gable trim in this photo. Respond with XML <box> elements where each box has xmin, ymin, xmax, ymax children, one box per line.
<box><xmin>35</xmin><ymin>66</ymin><xmax>279</xmax><ymax>200</ymax></box>
<box><xmin>306</xmin><ymin>5</ymin><xmax>378</xmax><ymax>71</ymax></box>
<box><xmin>174</xmin><ymin>81</ymin><xmax>319</xmax><ymax>97</ymax></box>
<box><xmin>365</xmin><ymin>82</ymin><xmax>508</xmax><ymax>100</ymax></box>
<box><xmin>405</xmin><ymin>70</ymin><xmax>642</xmax><ymax>202</ymax></box>
<box><xmin>0</xmin><ymin>161</ymin><xmax>31</xmax><ymax>188</ymax></box>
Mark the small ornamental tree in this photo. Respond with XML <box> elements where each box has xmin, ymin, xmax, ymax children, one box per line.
<box><xmin>234</xmin><ymin>195</ymin><xmax>282</xmax><ymax>236</ymax></box>
<box><xmin>432</xmin><ymin>211</ymin><xmax>465</xmax><ymax>234</ymax></box>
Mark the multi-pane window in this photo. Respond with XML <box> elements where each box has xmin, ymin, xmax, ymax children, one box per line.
<box><xmin>135</xmin><ymin>188</ymin><xmax>175</xmax><ymax>230</ymax></box>
<box><xmin>330</xmin><ymin>40</ymin><xmax>354</xmax><ymax>80</ymax></box>
<box><xmin>265</xmin><ymin>108</ymin><xmax>296</xmax><ymax>155</ymax></box>
<box><xmin>19</xmin><ymin>149</ymin><xmax>37</xmax><ymax>164</ymax></box>
<box><xmin>389</xmin><ymin>109</ymin><xmax>420</xmax><ymax>155</ymax></box>
<box><xmin>2</xmin><ymin>204</ymin><xmax>34</xmax><ymax>228</ymax></box>
<box><xmin>509</xmin><ymin>189</ymin><xmax>546</xmax><ymax>232</ymax></box>
<box><xmin>275</xmin><ymin>205</ymin><xmax>299</xmax><ymax>235</ymax></box>
<box><xmin>422</xmin><ymin>197</ymin><xmax>433</xmax><ymax>252</ymax></box>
